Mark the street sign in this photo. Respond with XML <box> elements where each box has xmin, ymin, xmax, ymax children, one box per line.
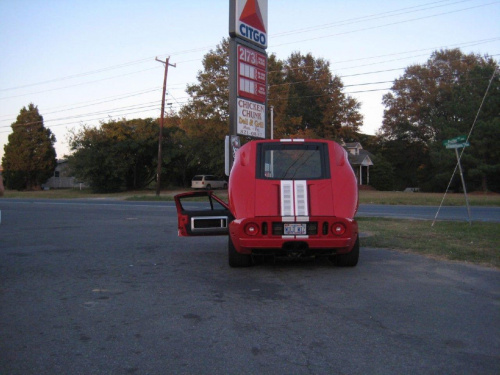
<box><xmin>445</xmin><ymin>142</ymin><xmax>470</xmax><ymax>149</ymax></box>
<box><xmin>442</xmin><ymin>135</ymin><xmax>472</xmax><ymax>224</ymax></box>
<box><xmin>443</xmin><ymin>136</ymin><xmax>469</xmax><ymax>149</ymax></box>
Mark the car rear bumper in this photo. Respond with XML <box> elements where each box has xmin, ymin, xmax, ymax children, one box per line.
<box><xmin>229</xmin><ymin>217</ymin><xmax>358</xmax><ymax>255</ymax></box>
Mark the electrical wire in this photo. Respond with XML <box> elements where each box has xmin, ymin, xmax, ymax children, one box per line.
<box><xmin>270</xmin><ymin>1</ymin><xmax>500</xmax><ymax>49</ymax></box>
<box><xmin>272</xmin><ymin>0</ymin><xmax>474</xmax><ymax>37</ymax></box>
<box><xmin>2</xmin><ymin>66</ymin><xmax>495</xmax><ymax>132</ymax></box>
<box><xmin>0</xmin><ymin>1</ymin><xmax>498</xmax><ymax>138</ymax></box>
<box><xmin>0</xmin><ymin>66</ymin><xmax>162</xmax><ymax>101</ymax></box>
<box><xmin>1</xmin><ymin>1</ymin><xmax>497</xmax><ymax>98</ymax></box>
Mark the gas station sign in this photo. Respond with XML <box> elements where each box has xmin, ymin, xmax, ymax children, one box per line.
<box><xmin>230</xmin><ymin>0</ymin><xmax>268</xmax><ymax>49</ymax></box>
<box><xmin>229</xmin><ymin>0</ymin><xmax>268</xmax><ymax>165</ymax></box>
<box><xmin>237</xmin><ymin>44</ymin><xmax>267</xmax><ymax>103</ymax></box>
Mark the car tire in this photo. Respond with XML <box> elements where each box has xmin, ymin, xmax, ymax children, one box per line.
<box><xmin>335</xmin><ymin>235</ymin><xmax>359</xmax><ymax>267</ymax></box>
<box><xmin>206</xmin><ymin>184</ymin><xmax>211</xmax><ymax>190</ymax></box>
<box><xmin>223</xmin><ymin>183</ymin><xmax>228</xmax><ymax>189</ymax></box>
<box><xmin>228</xmin><ymin>237</ymin><xmax>252</xmax><ymax>267</ymax></box>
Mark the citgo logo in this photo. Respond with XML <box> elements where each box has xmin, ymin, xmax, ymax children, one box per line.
<box><xmin>238</xmin><ymin>0</ymin><xmax>267</xmax><ymax>48</ymax></box>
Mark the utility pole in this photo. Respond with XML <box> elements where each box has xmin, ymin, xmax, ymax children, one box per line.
<box><xmin>155</xmin><ymin>57</ymin><xmax>176</xmax><ymax>196</ymax></box>
<box><xmin>270</xmin><ymin>105</ymin><xmax>274</xmax><ymax>139</ymax></box>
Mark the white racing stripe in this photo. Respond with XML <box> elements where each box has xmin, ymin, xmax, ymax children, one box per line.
<box><xmin>280</xmin><ymin>181</ymin><xmax>294</xmax><ymax>217</ymax></box>
<box><xmin>280</xmin><ymin>180</ymin><xmax>310</xmax><ymax>239</ymax></box>
<box><xmin>280</xmin><ymin>180</ymin><xmax>309</xmax><ymax>219</ymax></box>
<box><xmin>294</xmin><ymin>180</ymin><xmax>308</xmax><ymax>217</ymax></box>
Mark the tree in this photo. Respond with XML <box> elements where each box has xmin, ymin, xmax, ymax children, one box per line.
<box><xmin>179</xmin><ymin>39</ymin><xmax>230</xmax><ymax>178</ymax></box>
<box><xmin>68</xmin><ymin>118</ymin><xmax>159</xmax><ymax>192</ymax></box>
<box><xmin>181</xmin><ymin>39</ymin><xmax>230</xmax><ymax>123</ymax></box>
<box><xmin>369</xmin><ymin>155</ymin><xmax>395</xmax><ymax>191</ymax></box>
<box><xmin>273</xmin><ymin>52</ymin><xmax>362</xmax><ymax>139</ymax></box>
<box><xmin>2</xmin><ymin>103</ymin><xmax>57</xmax><ymax>190</ymax></box>
<box><xmin>379</xmin><ymin>49</ymin><xmax>499</xmax><ymax>191</ymax></box>
<box><xmin>179</xmin><ymin>39</ymin><xmax>364</xmax><ymax>180</ymax></box>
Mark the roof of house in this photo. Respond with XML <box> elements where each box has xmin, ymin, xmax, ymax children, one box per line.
<box><xmin>345</xmin><ymin>142</ymin><xmax>362</xmax><ymax>149</ymax></box>
<box><xmin>347</xmin><ymin>149</ymin><xmax>374</xmax><ymax>166</ymax></box>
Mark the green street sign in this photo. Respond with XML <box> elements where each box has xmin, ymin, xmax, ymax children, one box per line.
<box><xmin>443</xmin><ymin>135</ymin><xmax>469</xmax><ymax>149</ymax></box>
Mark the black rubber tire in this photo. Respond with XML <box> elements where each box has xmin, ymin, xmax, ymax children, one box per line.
<box><xmin>205</xmin><ymin>184</ymin><xmax>211</xmax><ymax>190</ymax></box>
<box><xmin>335</xmin><ymin>235</ymin><xmax>359</xmax><ymax>267</ymax></box>
<box><xmin>223</xmin><ymin>183</ymin><xmax>228</xmax><ymax>189</ymax></box>
<box><xmin>228</xmin><ymin>237</ymin><xmax>252</xmax><ymax>267</ymax></box>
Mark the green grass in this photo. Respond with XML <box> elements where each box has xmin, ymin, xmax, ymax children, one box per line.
<box><xmin>358</xmin><ymin>190</ymin><xmax>500</xmax><ymax>206</ymax></box>
<box><xmin>359</xmin><ymin>217</ymin><xmax>500</xmax><ymax>268</ymax></box>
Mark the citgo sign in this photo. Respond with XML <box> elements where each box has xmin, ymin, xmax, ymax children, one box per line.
<box><xmin>230</xmin><ymin>0</ymin><xmax>268</xmax><ymax>49</ymax></box>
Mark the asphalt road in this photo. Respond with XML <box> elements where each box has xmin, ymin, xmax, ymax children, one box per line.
<box><xmin>0</xmin><ymin>199</ymin><xmax>499</xmax><ymax>374</ymax></box>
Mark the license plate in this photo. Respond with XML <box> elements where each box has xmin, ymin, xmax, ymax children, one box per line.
<box><xmin>284</xmin><ymin>223</ymin><xmax>307</xmax><ymax>235</ymax></box>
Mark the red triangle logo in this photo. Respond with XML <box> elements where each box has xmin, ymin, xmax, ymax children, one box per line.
<box><xmin>240</xmin><ymin>0</ymin><xmax>266</xmax><ymax>33</ymax></box>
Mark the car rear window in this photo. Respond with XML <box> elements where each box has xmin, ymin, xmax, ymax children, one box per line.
<box><xmin>192</xmin><ymin>176</ymin><xmax>203</xmax><ymax>181</ymax></box>
<box><xmin>257</xmin><ymin>142</ymin><xmax>330</xmax><ymax>180</ymax></box>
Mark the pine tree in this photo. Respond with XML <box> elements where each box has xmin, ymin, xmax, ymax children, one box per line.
<box><xmin>2</xmin><ymin>104</ymin><xmax>57</xmax><ymax>190</ymax></box>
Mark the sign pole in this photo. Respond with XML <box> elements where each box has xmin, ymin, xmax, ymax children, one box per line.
<box><xmin>455</xmin><ymin>147</ymin><xmax>472</xmax><ymax>225</ymax></box>
<box><xmin>228</xmin><ymin>0</ymin><xmax>268</xmax><ymax>173</ymax></box>
<box><xmin>228</xmin><ymin>39</ymin><xmax>238</xmax><ymax>173</ymax></box>
<box><xmin>438</xmin><ymin>135</ymin><xmax>472</xmax><ymax>225</ymax></box>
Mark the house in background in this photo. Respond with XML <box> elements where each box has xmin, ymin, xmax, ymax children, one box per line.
<box><xmin>344</xmin><ymin>142</ymin><xmax>374</xmax><ymax>186</ymax></box>
<box><xmin>43</xmin><ymin>160</ymin><xmax>87</xmax><ymax>189</ymax></box>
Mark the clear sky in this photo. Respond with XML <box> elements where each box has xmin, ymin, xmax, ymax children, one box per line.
<box><xmin>1</xmin><ymin>0</ymin><xmax>499</xmax><ymax>160</ymax></box>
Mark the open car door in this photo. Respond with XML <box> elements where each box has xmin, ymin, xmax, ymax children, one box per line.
<box><xmin>174</xmin><ymin>191</ymin><xmax>231</xmax><ymax>237</ymax></box>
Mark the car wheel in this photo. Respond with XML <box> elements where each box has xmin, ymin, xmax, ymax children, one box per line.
<box><xmin>205</xmin><ymin>184</ymin><xmax>211</xmax><ymax>190</ymax></box>
<box><xmin>335</xmin><ymin>235</ymin><xmax>359</xmax><ymax>267</ymax></box>
<box><xmin>228</xmin><ymin>237</ymin><xmax>252</xmax><ymax>267</ymax></box>
<box><xmin>223</xmin><ymin>183</ymin><xmax>228</xmax><ymax>189</ymax></box>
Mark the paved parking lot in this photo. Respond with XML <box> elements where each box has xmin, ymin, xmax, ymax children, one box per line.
<box><xmin>1</xmin><ymin>200</ymin><xmax>499</xmax><ymax>374</ymax></box>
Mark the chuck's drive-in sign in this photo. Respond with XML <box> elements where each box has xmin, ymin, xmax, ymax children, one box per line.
<box><xmin>230</xmin><ymin>0</ymin><xmax>268</xmax><ymax>49</ymax></box>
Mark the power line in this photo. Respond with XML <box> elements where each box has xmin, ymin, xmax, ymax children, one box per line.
<box><xmin>2</xmin><ymin>53</ymin><xmax>497</xmax><ymax>129</ymax></box>
<box><xmin>1</xmin><ymin>0</ymin><xmax>497</xmax><ymax>98</ymax></box>
<box><xmin>3</xmin><ymin>66</ymin><xmax>495</xmax><ymax>132</ymax></box>
<box><xmin>327</xmin><ymin>37</ymin><xmax>500</xmax><ymax>66</ymax></box>
<box><xmin>0</xmin><ymin>46</ymin><xmax>216</xmax><ymax>93</ymax></box>
<box><xmin>2</xmin><ymin>50</ymin><xmax>497</xmax><ymax>127</ymax></box>
<box><xmin>0</xmin><ymin>66</ymin><xmax>161</xmax><ymax>101</ymax></box>
<box><xmin>0</xmin><ymin>1</ymin><xmax>497</xmax><ymax>132</ymax></box>
<box><xmin>270</xmin><ymin>1</ymin><xmax>500</xmax><ymax>49</ymax></box>
<box><xmin>272</xmin><ymin>0</ymin><xmax>474</xmax><ymax>38</ymax></box>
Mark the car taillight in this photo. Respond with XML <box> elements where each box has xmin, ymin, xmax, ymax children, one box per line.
<box><xmin>331</xmin><ymin>222</ymin><xmax>346</xmax><ymax>236</ymax></box>
<box><xmin>244</xmin><ymin>223</ymin><xmax>259</xmax><ymax>236</ymax></box>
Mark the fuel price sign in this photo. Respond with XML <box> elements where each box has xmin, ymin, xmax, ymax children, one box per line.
<box><xmin>237</xmin><ymin>44</ymin><xmax>267</xmax><ymax>103</ymax></box>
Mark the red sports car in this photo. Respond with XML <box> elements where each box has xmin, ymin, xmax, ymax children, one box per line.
<box><xmin>175</xmin><ymin>139</ymin><xmax>359</xmax><ymax>267</ymax></box>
